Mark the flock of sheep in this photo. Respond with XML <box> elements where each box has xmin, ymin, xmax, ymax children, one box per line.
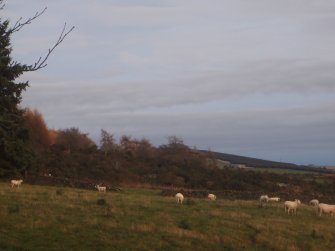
<box><xmin>9</xmin><ymin>179</ymin><xmax>335</xmax><ymax>217</ymax></box>
<box><xmin>175</xmin><ymin>192</ymin><xmax>335</xmax><ymax>218</ymax></box>
<box><xmin>259</xmin><ymin>194</ymin><xmax>335</xmax><ymax>217</ymax></box>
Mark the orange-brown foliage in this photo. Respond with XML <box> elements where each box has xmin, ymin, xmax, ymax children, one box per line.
<box><xmin>48</xmin><ymin>129</ymin><xmax>58</xmax><ymax>145</ymax></box>
<box><xmin>23</xmin><ymin>108</ymin><xmax>52</xmax><ymax>148</ymax></box>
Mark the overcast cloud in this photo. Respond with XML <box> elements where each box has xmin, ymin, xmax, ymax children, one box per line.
<box><xmin>3</xmin><ymin>0</ymin><xmax>335</xmax><ymax>165</ymax></box>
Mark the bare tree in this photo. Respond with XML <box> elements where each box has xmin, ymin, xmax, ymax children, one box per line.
<box><xmin>100</xmin><ymin>129</ymin><xmax>117</xmax><ymax>156</ymax></box>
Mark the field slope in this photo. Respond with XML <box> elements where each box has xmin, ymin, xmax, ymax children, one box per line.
<box><xmin>1</xmin><ymin>183</ymin><xmax>335</xmax><ymax>251</ymax></box>
<box><xmin>210</xmin><ymin>151</ymin><xmax>333</xmax><ymax>174</ymax></box>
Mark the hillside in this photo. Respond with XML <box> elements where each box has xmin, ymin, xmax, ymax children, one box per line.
<box><xmin>208</xmin><ymin>151</ymin><xmax>334</xmax><ymax>174</ymax></box>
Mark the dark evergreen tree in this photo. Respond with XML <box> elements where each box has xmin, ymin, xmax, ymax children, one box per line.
<box><xmin>0</xmin><ymin>17</ymin><xmax>30</xmax><ymax>176</ymax></box>
<box><xmin>0</xmin><ymin>0</ymin><xmax>73</xmax><ymax>177</ymax></box>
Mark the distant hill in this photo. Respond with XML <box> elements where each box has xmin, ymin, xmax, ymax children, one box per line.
<box><xmin>206</xmin><ymin>151</ymin><xmax>334</xmax><ymax>174</ymax></box>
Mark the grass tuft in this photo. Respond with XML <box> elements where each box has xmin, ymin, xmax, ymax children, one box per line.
<box><xmin>8</xmin><ymin>204</ymin><xmax>20</xmax><ymax>214</ymax></box>
<box><xmin>311</xmin><ymin>229</ymin><xmax>324</xmax><ymax>239</ymax></box>
<box><xmin>178</xmin><ymin>219</ymin><xmax>191</xmax><ymax>230</ymax></box>
<box><xmin>56</xmin><ymin>189</ymin><xmax>64</xmax><ymax>196</ymax></box>
<box><xmin>185</xmin><ymin>198</ymin><xmax>196</xmax><ymax>206</ymax></box>
<box><xmin>97</xmin><ymin>198</ymin><xmax>107</xmax><ymax>206</ymax></box>
<box><xmin>103</xmin><ymin>205</ymin><xmax>113</xmax><ymax>217</ymax></box>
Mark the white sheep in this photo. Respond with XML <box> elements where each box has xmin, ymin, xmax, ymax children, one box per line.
<box><xmin>318</xmin><ymin>203</ymin><xmax>335</xmax><ymax>217</ymax></box>
<box><xmin>95</xmin><ymin>185</ymin><xmax>106</xmax><ymax>192</ymax></box>
<box><xmin>284</xmin><ymin>199</ymin><xmax>301</xmax><ymax>215</ymax></box>
<box><xmin>175</xmin><ymin>193</ymin><xmax>184</xmax><ymax>204</ymax></box>
<box><xmin>259</xmin><ymin>195</ymin><xmax>269</xmax><ymax>203</ymax></box>
<box><xmin>208</xmin><ymin>193</ymin><xmax>216</xmax><ymax>201</ymax></box>
<box><xmin>309</xmin><ymin>199</ymin><xmax>319</xmax><ymax>206</ymax></box>
<box><xmin>11</xmin><ymin>179</ymin><xmax>23</xmax><ymax>188</ymax></box>
<box><xmin>267</xmin><ymin>197</ymin><xmax>280</xmax><ymax>202</ymax></box>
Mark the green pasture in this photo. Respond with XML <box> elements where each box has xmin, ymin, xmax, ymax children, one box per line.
<box><xmin>0</xmin><ymin>182</ymin><xmax>334</xmax><ymax>251</ymax></box>
<box><xmin>250</xmin><ymin>167</ymin><xmax>319</xmax><ymax>175</ymax></box>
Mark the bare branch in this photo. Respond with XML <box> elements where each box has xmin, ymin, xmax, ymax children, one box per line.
<box><xmin>8</xmin><ymin>7</ymin><xmax>47</xmax><ymax>33</ymax></box>
<box><xmin>0</xmin><ymin>0</ymin><xmax>5</xmax><ymax>11</ymax></box>
<box><xmin>26</xmin><ymin>23</ymin><xmax>75</xmax><ymax>72</ymax></box>
<box><xmin>3</xmin><ymin>2</ymin><xmax>74</xmax><ymax>72</ymax></box>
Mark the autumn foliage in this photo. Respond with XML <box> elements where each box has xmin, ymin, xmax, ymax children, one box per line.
<box><xmin>23</xmin><ymin>108</ymin><xmax>52</xmax><ymax>149</ymax></box>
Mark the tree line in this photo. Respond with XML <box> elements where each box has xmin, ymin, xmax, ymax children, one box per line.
<box><xmin>4</xmin><ymin>108</ymin><xmax>334</xmax><ymax>200</ymax></box>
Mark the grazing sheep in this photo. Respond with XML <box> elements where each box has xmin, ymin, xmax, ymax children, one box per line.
<box><xmin>318</xmin><ymin>203</ymin><xmax>335</xmax><ymax>217</ymax></box>
<box><xmin>259</xmin><ymin>195</ymin><xmax>269</xmax><ymax>203</ymax></box>
<box><xmin>95</xmin><ymin>185</ymin><xmax>106</xmax><ymax>192</ymax></box>
<box><xmin>175</xmin><ymin>193</ymin><xmax>184</xmax><ymax>204</ymax></box>
<box><xmin>11</xmin><ymin>179</ymin><xmax>23</xmax><ymax>188</ymax></box>
<box><xmin>284</xmin><ymin>200</ymin><xmax>301</xmax><ymax>215</ymax></box>
<box><xmin>309</xmin><ymin>199</ymin><xmax>319</xmax><ymax>206</ymax></box>
<box><xmin>208</xmin><ymin>193</ymin><xmax>216</xmax><ymax>201</ymax></box>
<box><xmin>267</xmin><ymin>197</ymin><xmax>280</xmax><ymax>202</ymax></box>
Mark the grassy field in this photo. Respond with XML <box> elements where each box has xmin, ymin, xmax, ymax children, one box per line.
<box><xmin>1</xmin><ymin>182</ymin><xmax>335</xmax><ymax>251</ymax></box>
<box><xmin>250</xmin><ymin>167</ymin><xmax>320</xmax><ymax>175</ymax></box>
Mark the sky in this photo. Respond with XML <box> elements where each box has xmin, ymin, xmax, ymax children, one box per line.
<box><xmin>3</xmin><ymin>0</ymin><xmax>335</xmax><ymax>166</ymax></box>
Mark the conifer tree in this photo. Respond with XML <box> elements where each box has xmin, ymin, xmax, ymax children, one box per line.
<box><xmin>0</xmin><ymin>0</ymin><xmax>73</xmax><ymax>176</ymax></box>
